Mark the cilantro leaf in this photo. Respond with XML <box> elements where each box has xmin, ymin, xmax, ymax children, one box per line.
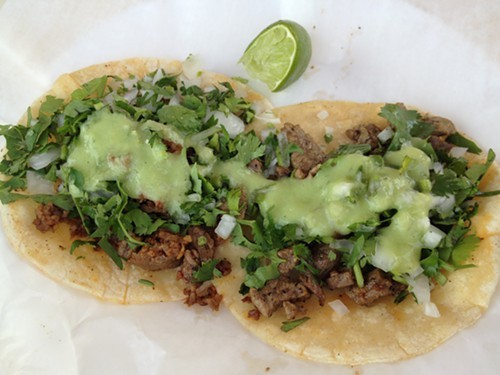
<box><xmin>243</xmin><ymin>262</ymin><xmax>281</xmax><ymax>289</ymax></box>
<box><xmin>379</xmin><ymin>104</ymin><xmax>434</xmax><ymax>151</ymax></box>
<box><xmin>234</xmin><ymin>132</ymin><xmax>266</xmax><ymax>164</ymax></box>
<box><xmin>193</xmin><ymin>259</ymin><xmax>222</xmax><ymax>282</ymax></box>
<box><xmin>466</xmin><ymin>149</ymin><xmax>495</xmax><ymax>183</ymax></box>
<box><xmin>71</xmin><ymin>76</ymin><xmax>108</xmax><ymax>100</ymax></box>
<box><xmin>97</xmin><ymin>237</ymin><xmax>124</xmax><ymax>270</ymax></box>
<box><xmin>431</xmin><ymin>169</ymin><xmax>471</xmax><ymax>196</ymax></box>
<box><xmin>138</xmin><ymin>279</ymin><xmax>155</xmax><ymax>287</ymax></box>
<box><xmin>446</xmin><ymin>132</ymin><xmax>482</xmax><ymax>154</ymax></box>
<box><xmin>451</xmin><ymin>235</ymin><xmax>480</xmax><ymax>266</ymax></box>
<box><xmin>157</xmin><ymin>105</ymin><xmax>202</xmax><ymax>133</ymax></box>
<box><xmin>281</xmin><ymin>317</ymin><xmax>310</xmax><ymax>332</ymax></box>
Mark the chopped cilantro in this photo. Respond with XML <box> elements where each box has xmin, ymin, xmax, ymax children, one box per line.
<box><xmin>193</xmin><ymin>259</ymin><xmax>222</xmax><ymax>282</ymax></box>
<box><xmin>138</xmin><ymin>279</ymin><xmax>155</xmax><ymax>288</ymax></box>
<box><xmin>281</xmin><ymin>317</ymin><xmax>310</xmax><ymax>332</ymax></box>
<box><xmin>379</xmin><ymin>104</ymin><xmax>434</xmax><ymax>151</ymax></box>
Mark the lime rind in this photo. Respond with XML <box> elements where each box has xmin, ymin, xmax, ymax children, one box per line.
<box><xmin>240</xmin><ymin>20</ymin><xmax>312</xmax><ymax>92</ymax></box>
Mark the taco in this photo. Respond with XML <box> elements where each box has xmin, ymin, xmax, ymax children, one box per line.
<box><xmin>0</xmin><ymin>57</ymin><xmax>273</xmax><ymax>305</ymax></box>
<box><xmin>213</xmin><ymin>101</ymin><xmax>500</xmax><ymax>364</ymax></box>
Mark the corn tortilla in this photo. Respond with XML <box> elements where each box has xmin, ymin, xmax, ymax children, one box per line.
<box><xmin>0</xmin><ymin>58</ymin><xmax>272</xmax><ymax>304</ymax></box>
<box><xmin>213</xmin><ymin>101</ymin><xmax>500</xmax><ymax>364</ymax></box>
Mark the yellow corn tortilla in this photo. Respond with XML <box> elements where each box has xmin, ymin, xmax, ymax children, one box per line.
<box><xmin>0</xmin><ymin>58</ymin><xmax>272</xmax><ymax>304</ymax></box>
<box><xmin>213</xmin><ymin>100</ymin><xmax>500</xmax><ymax>364</ymax></box>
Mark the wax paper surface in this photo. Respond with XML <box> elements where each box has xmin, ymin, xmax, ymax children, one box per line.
<box><xmin>1</xmin><ymin>1</ymin><xmax>499</xmax><ymax>374</ymax></box>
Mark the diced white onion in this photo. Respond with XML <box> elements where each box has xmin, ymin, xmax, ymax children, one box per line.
<box><xmin>431</xmin><ymin>194</ymin><xmax>456</xmax><ymax>215</ymax></box>
<box><xmin>329</xmin><ymin>299</ymin><xmax>350</xmax><ymax>317</ymax></box>
<box><xmin>122</xmin><ymin>78</ymin><xmax>138</xmax><ymax>90</ymax></box>
<box><xmin>255</xmin><ymin>110</ymin><xmax>280</xmax><ymax>125</ymax></box>
<box><xmin>212</xmin><ymin>111</ymin><xmax>245</xmax><ymax>138</ymax></box>
<box><xmin>263</xmin><ymin>157</ymin><xmax>277</xmax><ymax>178</ymax></box>
<box><xmin>215</xmin><ymin>214</ymin><xmax>237</xmax><ymax>240</ymax></box>
<box><xmin>186</xmin><ymin>193</ymin><xmax>201</xmax><ymax>202</ymax></box>
<box><xmin>182</xmin><ymin>54</ymin><xmax>202</xmax><ymax>80</ymax></box>
<box><xmin>422</xmin><ymin>225</ymin><xmax>446</xmax><ymax>248</ymax></box>
<box><xmin>260</xmin><ymin>127</ymin><xmax>276</xmax><ymax>140</ymax></box>
<box><xmin>409</xmin><ymin>265</ymin><xmax>424</xmax><ymax>279</ymax></box>
<box><xmin>407</xmin><ymin>274</ymin><xmax>431</xmax><ymax>304</ymax></box>
<box><xmin>277</xmin><ymin>132</ymin><xmax>290</xmax><ymax>167</ymax></box>
<box><xmin>432</xmin><ymin>162</ymin><xmax>444</xmax><ymax>174</ymax></box>
<box><xmin>176</xmin><ymin>212</ymin><xmax>191</xmax><ymax>225</ymax></box>
<box><xmin>449</xmin><ymin>146</ymin><xmax>468</xmax><ymax>158</ymax></box>
<box><xmin>316</xmin><ymin>110</ymin><xmax>329</xmax><ymax>120</ymax></box>
<box><xmin>55</xmin><ymin>114</ymin><xmax>65</xmax><ymax>128</ymax></box>
<box><xmin>102</xmin><ymin>92</ymin><xmax>114</xmax><ymax>106</ymax></box>
<box><xmin>152</xmin><ymin>69</ymin><xmax>164</xmax><ymax>84</ymax></box>
<box><xmin>203</xmin><ymin>85</ymin><xmax>216</xmax><ymax>93</ymax></box>
<box><xmin>26</xmin><ymin>170</ymin><xmax>55</xmax><ymax>194</ymax></box>
<box><xmin>377</xmin><ymin>126</ymin><xmax>395</xmax><ymax>143</ymax></box>
<box><xmin>168</xmin><ymin>94</ymin><xmax>181</xmax><ymax>107</ymax></box>
<box><xmin>325</xmin><ymin>126</ymin><xmax>334</xmax><ymax>136</ymax></box>
<box><xmin>28</xmin><ymin>148</ymin><xmax>60</xmax><ymax>170</ymax></box>
<box><xmin>329</xmin><ymin>239</ymin><xmax>354</xmax><ymax>251</ymax></box>
<box><xmin>251</xmin><ymin>100</ymin><xmax>270</xmax><ymax>116</ymax></box>
<box><xmin>424</xmin><ymin>302</ymin><xmax>441</xmax><ymax>318</ymax></box>
<box><xmin>123</xmin><ymin>88</ymin><xmax>138</xmax><ymax>103</ymax></box>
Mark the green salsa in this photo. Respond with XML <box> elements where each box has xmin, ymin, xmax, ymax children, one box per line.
<box><xmin>65</xmin><ymin>109</ymin><xmax>191</xmax><ymax>217</ymax></box>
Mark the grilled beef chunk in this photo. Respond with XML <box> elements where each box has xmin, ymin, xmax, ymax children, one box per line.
<box><xmin>283</xmin><ymin>123</ymin><xmax>326</xmax><ymax>177</ymax></box>
<box><xmin>33</xmin><ymin>203</ymin><xmax>67</xmax><ymax>232</ymax></box>
<box><xmin>346</xmin><ymin>269</ymin><xmax>402</xmax><ymax>306</ymax></box>
<box><xmin>188</xmin><ymin>226</ymin><xmax>215</xmax><ymax>261</ymax></box>
<box><xmin>326</xmin><ymin>269</ymin><xmax>356</xmax><ymax>290</ymax></box>
<box><xmin>282</xmin><ymin>301</ymin><xmax>305</xmax><ymax>320</ymax></box>
<box><xmin>429</xmin><ymin>135</ymin><xmax>454</xmax><ymax>152</ymax></box>
<box><xmin>424</xmin><ymin>115</ymin><xmax>456</xmax><ymax>151</ymax></box>
<box><xmin>426</xmin><ymin>116</ymin><xmax>456</xmax><ymax>137</ymax></box>
<box><xmin>184</xmin><ymin>282</ymin><xmax>223</xmax><ymax>311</ymax></box>
<box><xmin>175</xmin><ymin>228</ymin><xmax>228</xmax><ymax>311</ymax></box>
<box><xmin>163</xmin><ymin>139</ymin><xmax>183</xmax><ymax>154</ymax></box>
<box><xmin>299</xmin><ymin>272</ymin><xmax>325</xmax><ymax>306</ymax></box>
<box><xmin>139</xmin><ymin>199</ymin><xmax>165</xmax><ymax>214</ymax></box>
<box><xmin>128</xmin><ymin>229</ymin><xmax>190</xmax><ymax>271</ymax></box>
<box><xmin>177</xmin><ymin>249</ymin><xmax>200</xmax><ymax>283</ymax></box>
<box><xmin>345</xmin><ymin>124</ymin><xmax>381</xmax><ymax>150</ymax></box>
<box><xmin>311</xmin><ymin>245</ymin><xmax>339</xmax><ymax>277</ymax></box>
<box><xmin>33</xmin><ymin>203</ymin><xmax>85</xmax><ymax>237</ymax></box>
<box><xmin>249</xmin><ymin>276</ymin><xmax>310</xmax><ymax>318</ymax></box>
<box><xmin>277</xmin><ymin>248</ymin><xmax>298</xmax><ymax>275</ymax></box>
<box><xmin>247</xmin><ymin>159</ymin><xmax>264</xmax><ymax>174</ymax></box>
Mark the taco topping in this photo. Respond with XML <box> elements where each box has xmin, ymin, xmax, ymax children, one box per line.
<box><xmin>1</xmin><ymin>69</ymin><xmax>499</xmax><ymax>321</ymax></box>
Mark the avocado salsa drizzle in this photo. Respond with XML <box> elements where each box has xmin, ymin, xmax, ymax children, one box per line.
<box><xmin>1</xmin><ymin>69</ymin><xmax>499</xmax><ymax>316</ymax></box>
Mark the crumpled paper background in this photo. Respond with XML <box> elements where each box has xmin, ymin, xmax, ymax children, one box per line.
<box><xmin>1</xmin><ymin>1</ymin><xmax>499</xmax><ymax>374</ymax></box>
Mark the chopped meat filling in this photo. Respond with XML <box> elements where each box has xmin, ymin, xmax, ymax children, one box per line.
<box><xmin>249</xmin><ymin>276</ymin><xmax>310</xmax><ymax>318</ymax></box>
<box><xmin>345</xmin><ymin>124</ymin><xmax>381</xmax><ymax>150</ymax></box>
<box><xmin>184</xmin><ymin>282</ymin><xmax>223</xmax><ymax>311</ymax></box>
<box><xmin>247</xmin><ymin>159</ymin><xmax>264</xmax><ymax>174</ymax></box>
<box><xmin>326</xmin><ymin>269</ymin><xmax>356</xmax><ymax>290</ymax></box>
<box><xmin>282</xmin><ymin>123</ymin><xmax>326</xmax><ymax>177</ymax></box>
<box><xmin>33</xmin><ymin>203</ymin><xmax>68</xmax><ymax>232</ymax></box>
<box><xmin>128</xmin><ymin>229</ymin><xmax>190</xmax><ymax>271</ymax></box>
<box><xmin>311</xmin><ymin>245</ymin><xmax>339</xmax><ymax>277</ymax></box>
<box><xmin>188</xmin><ymin>226</ymin><xmax>215</xmax><ymax>261</ymax></box>
<box><xmin>163</xmin><ymin>139</ymin><xmax>183</xmax><ymax>154</ymax></box>
<box><xmin>346</xmin><ymin>269</ymin><xmax>403</xmax><ymax>306</ymax></box>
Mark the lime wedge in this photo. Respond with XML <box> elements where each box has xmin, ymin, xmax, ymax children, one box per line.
<box><xmin>239</xmin><ymin>20</ymin><xmax>312</xmax><ymax>92</ymax></box>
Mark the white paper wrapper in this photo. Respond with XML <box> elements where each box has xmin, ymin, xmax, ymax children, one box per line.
<box><xmin>1</xmin><ymin>1</ymin><xmax>499</xmax><ymax>374</ymax></box>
